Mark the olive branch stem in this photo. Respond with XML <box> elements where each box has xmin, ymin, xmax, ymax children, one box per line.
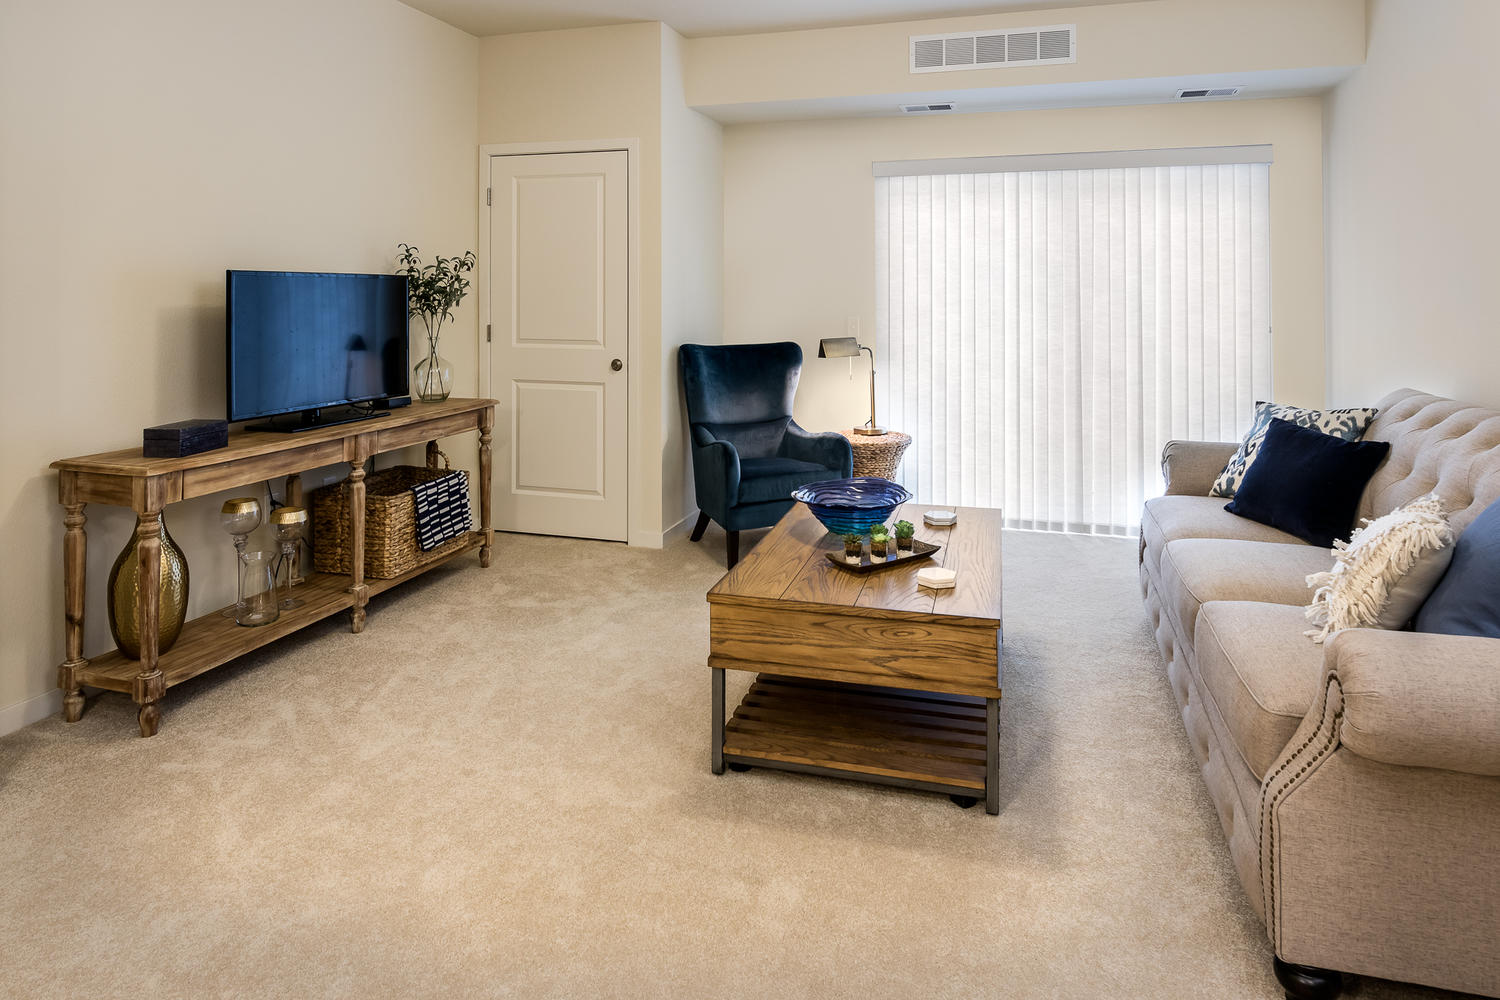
<box><xmin>397</xmin><ymin>242</ymin><xmax>476</xmax><ymax>362</ymax></box>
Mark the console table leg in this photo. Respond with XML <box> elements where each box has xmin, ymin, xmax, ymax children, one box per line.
<box><xmin>58</xmin><ymin>500</ymin><xmax>88</xmax><ymax>723</ymax></box>
<box><xmin>478</xmin><ymin>410</ymin><xmax>494</xmax><ymax>568</ymax></box>
<box><xmin>137</xmin><ymin>702</ymin><xmax>161</xmax><ymax>738</ymax></box>
<box><xmin>711</xmin><ymin>666</ymin><xmax>726</xmax><ymax>775</ymax></box>
<box><xmin>985</xmin><ymin>697</ymin><xmax>1000</xmax><ymax>815</ymax></box>
<box><xmin>131</xmin><ymin>511</ymin><xmax>166</xmax><ymax>738</ymax></box>
<box><xmin>347</xmin><ymin>459</ymin><xmax>368</xmax><ymax>633</ymax></box>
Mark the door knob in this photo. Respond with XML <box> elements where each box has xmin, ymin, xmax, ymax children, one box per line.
<box><xmin>610</xmin><ymin>358</ymin><xmax>623</xmax><ymax>371</ymax></box>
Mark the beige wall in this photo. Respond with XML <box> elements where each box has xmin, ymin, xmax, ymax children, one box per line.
<box><xmin>722</xmin><ymin>97</ymin><xmax>1326</xmax><ymax>436</ymax></box>
<box><xmin>688</xmin><ymin>0</ymin><xmax>1363</xmax><ymax>110</ymax></box>
<box><xmin>478</xmin><ymin>23</ymin><xmax>668</xmax><ymax>544</ymax></box>
<box><xmin>660</xmin><ymin>26</ymin><xmax>726</xmax><ymax>532</ymax></box>
<box><xmin>0</xmin><ymin>0</ymin><xmax>479</xmax><ymax>728</ymax></box>
<box><xmin>1324</xmin><ymin>0</ymin><xmax>1500</xmax><ymax>409</ymax></box>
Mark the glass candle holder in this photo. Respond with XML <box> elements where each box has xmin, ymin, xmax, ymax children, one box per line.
<box><xmin>270</xmin><ymin>505</ymin><xmax>308</xmax><ymax>610</ymax></box>
<box><xmin>236</xmin><ymin>550</ymin><xmax>279</xmax><ymax>627</ymax></box>
<box><xmin>220</xmin><ymin>497</ymin><xmax>262</xmax><ymax>618</ymax></box>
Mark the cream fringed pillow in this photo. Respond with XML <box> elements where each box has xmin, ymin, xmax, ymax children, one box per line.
<box><xmin>1305</xmin><ymin>493</ymin><xmax>1455</xmax><ymax>643</ymax></box>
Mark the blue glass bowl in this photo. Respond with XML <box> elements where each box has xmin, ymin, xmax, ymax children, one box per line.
<box><xmin>791</xmin><ymin>477</ymin><xmax>913</xmax><ymax>536</ymax></box>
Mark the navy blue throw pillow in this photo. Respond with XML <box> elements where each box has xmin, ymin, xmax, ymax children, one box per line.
<box><xmin>1223</xmin><ymin>417</ymin><xmax>1390</xmax><ymax>548</ymax></box>
<box><xmin>1414</xmin><ymin>497</ymin><xmax>1500</xmax><ymax>638</ymax></box>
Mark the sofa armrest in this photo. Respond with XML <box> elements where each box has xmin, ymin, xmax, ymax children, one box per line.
<box><xmin>781</xmin><ymin>422</ymin><xmax>854</xmax><ymax>478</ymax></box>
<box><xmin>1160</xmin><ymin>440</ymin><xmax>1239</xmax><ymax>496</ymax></box>
<box><xmin>691</xmin><ymin>425</ymin><xmax>741</xmax><ymax>517</ymax></box>
<box><xmin>1258</xmin><ymin>657</ymin><xmax>1500</xmax><ymax>981</ymax></box>
<box><xmin>1324</xmin><ymin>628</ymin><xmax>1500</xmax><ymax>776</ymax></box>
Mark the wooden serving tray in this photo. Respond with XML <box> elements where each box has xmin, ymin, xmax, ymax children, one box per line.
<box><xmin>826</xmin><ymin>538</ymin><xmax>941</xmax><ymax>573</ymax></box>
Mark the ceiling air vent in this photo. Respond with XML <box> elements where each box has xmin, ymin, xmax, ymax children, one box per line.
<box><xmin>1176</xmin><ymin>87</ymin><xmax>1241</xmax><ymax>99</ymax></box>
<box><xmin>900</xmin><ymin>103</ymin><xmax>956</xmax><ymax>113</ymax></box>
<box><xmin>911</xmin><ymin>24</ymin><xmax>1074</xmax><ymax>73</ymax></box>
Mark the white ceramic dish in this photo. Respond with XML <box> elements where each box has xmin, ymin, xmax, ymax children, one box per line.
<box><xmin>916</xmin><ymin>566</ymin><xmax>957</xmax><ymax>589</ymax></box>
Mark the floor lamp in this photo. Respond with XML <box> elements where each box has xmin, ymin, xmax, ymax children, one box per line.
<box><xmin>818</xmin><ymin>337</ymin><xmax>884</xmax><ymax>436</ymax></box>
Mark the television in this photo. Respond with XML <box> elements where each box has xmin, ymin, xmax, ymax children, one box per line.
<box><xmin>226</xmin><ymin>270</ymin><xmax>410</xmax><ymax>430</ymax></box>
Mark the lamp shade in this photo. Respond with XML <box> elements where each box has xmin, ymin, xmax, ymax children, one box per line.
<box><xmin>818</xmin><ymin>337</ymin><xmax>861</xmax><ymax>359</ymax></box>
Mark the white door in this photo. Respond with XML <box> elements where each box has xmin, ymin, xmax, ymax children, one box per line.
<box><xmin>487</xmin><ymin>150</ymin><xmax>629</xmax><ymax>540</ymax></box>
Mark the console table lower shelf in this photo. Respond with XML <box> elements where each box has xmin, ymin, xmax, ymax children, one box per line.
<box><xmin>73</xmin><ymin>532</ymin><xmax>483</xmax><ymax>697</ymax></box>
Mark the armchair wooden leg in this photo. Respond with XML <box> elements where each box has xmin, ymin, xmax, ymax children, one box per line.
<box><xmin>726</xmin><ymin>531</ymin><xmax>740</xmax><ymax>569</ymax></box>
<box><xmin>690</xmin><ymin>511</ymin><xmax>711</xmax><ymax>542</ymax></box>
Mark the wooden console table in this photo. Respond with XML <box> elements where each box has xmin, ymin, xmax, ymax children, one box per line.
<box><xmin>50</xmin><ymin>397</ymin><xmax>497</xmax><ymax>737</ymax></box>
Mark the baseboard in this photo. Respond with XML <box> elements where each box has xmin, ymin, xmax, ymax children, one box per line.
<box><xmin>627</xmin><ymin>527</ymin><xmax>661</xmax><ymax>548</ymax></box>
<box><xmin>0</xmin><ymin>688</ymin><xmax>62</xmax><ymax>738</ymax></box>
<box><xmin>627</xmin><ymin>509</ymin><xmax>700</xmax><ymax>549</ymax></box>
<box><xmin>662</xmin><ymin>509</ymin><xmax>699</xmax><ymax>544</ymax></box>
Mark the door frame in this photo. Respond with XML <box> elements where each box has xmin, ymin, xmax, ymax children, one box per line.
<box><xmin>478</xmin><ymin>140</ymin><xmax>640</xmax><ymax>543</ymax></box>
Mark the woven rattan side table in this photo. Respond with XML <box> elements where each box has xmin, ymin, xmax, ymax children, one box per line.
<box><xmin>840</xmin><ymin>430</ymin><xmax>912</xmax><ymax>479</ymax></box>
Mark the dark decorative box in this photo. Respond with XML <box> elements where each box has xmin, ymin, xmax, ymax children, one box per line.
<box><xmin>142</xmin><ymin>418</ymin><xmax>229</xmax><ymax>458</ymax></box>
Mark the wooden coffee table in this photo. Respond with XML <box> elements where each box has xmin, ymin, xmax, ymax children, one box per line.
<box><xmin>705</xmin><ymin>502</ymin><xmax>1003</xmax><ymax>813</ymax></box>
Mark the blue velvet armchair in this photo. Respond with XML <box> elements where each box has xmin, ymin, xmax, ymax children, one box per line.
<box><xmin>679</xmin><ymin>342</ymin><xmax>853</xmax><ymax>567</ymax></box>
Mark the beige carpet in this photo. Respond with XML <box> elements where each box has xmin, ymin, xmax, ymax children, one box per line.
<box><xmin>0</xmin><ymin>528</ymin><xmax>1471</xmax><ymax>999</ymax></box>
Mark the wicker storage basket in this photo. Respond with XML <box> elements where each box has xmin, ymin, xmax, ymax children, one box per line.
<box><xmin>311</xmin><ymin>460</ymin><xmax>471</xmax><ymax>579</ymax></box>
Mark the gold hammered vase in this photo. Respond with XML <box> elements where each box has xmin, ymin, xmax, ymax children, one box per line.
<box><xmin>106</xmin><ymin>513</ymin><xmax>190</xmax><ymax>660</ymax></box>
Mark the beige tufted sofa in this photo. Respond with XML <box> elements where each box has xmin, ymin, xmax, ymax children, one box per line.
<box><xmin>1139</xmin><ymin>388</ymin><xmax>1500</xmax><ymax>1000</ymax></box>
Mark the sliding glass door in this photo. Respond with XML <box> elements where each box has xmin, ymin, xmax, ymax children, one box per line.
<box><xmin>876</xmin><ymin>151</ymin><xmax>1271</xmax><ymax>534</ymax></box>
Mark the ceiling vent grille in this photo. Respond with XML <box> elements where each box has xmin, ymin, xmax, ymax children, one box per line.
<box><xmin>900</xmin><ymin>103</ymin><xmax>956</xmax><ymax>113</ymax></box>
<box><xmin>911</xmin><ymin>24</ymin><xmax>1074</xmax><ymax>73</ymax></box>
<box><xmin>1176</xmin><ymin>87</ymin><xmax>1242</xmax><ymax>99</ymax></box>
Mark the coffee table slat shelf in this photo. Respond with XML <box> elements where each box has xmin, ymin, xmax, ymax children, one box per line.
<box><xmin>724</xmin><ymin>678</ymin><xmax>989</xmax><ymax>791</ymax></box>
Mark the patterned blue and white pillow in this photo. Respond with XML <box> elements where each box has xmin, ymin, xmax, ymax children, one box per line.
<box><xmin>1209</xmin><ymin>401</ymin><xmax>1380</xmax><ymax>499</ymax></box>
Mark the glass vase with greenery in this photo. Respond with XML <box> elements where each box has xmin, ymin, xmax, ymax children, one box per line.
<box><xmin>842</xmin><ymin>532</ymin><xmax>864</xmax><ymax>564</ymax></box>
<box><xmin>398</xmin><ymin>243</ymin><xmax>476</xmax><ymax>402</ymax></box>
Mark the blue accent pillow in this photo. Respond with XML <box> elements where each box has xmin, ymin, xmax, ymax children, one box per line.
<box><xmin>1224</xmin><ymin>417</ymin><xmax>1390</xmax><ymax>548</ymax></box>
<box><xmin>1414</xmin><ymin>497</ymin><xmax>1500</xmax><ymax>638</ymax></box>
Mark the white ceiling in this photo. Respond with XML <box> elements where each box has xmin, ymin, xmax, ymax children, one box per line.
<box><xmin>399</xmin><ymin>0</ymin><xmax>1140</xmax><ymax>39</ymax></box>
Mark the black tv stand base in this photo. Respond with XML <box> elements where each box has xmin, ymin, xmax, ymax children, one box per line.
<box><xmin>245</xmin><ymin>407</ymin><xmax>391</xmax><ymax>433</ymax></box>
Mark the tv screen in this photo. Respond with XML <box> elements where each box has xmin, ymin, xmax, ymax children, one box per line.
<box><xmin>226</xmin><ymin>270</ymin><xmax>409</xmax><ymax>423</ymax></box>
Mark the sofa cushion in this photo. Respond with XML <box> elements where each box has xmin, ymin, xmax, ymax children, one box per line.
<box><xmin>1224</xmin><ymin>419</ymin><xmax>1391</xmax><ymax>548</ymax></box>
<box><xmin>1194</xmin><ymin>601</ymin><xmax>1324</xmax><ymax>779</ymax></box>
<box><xmin>1210</xmin><ymin>400</ymin><xmax>1379</xmax><ymax>499</ymax></box>
<box><xmin>1414</xmin><ymin>496</ymin><xmax>1500</xmax><ymax>639</ymax></box>
<box><xmin>1360</xmin><ymin>389</ymin><xmax>1500</xmax><ymax>534</ymax></box>
<box><xmin>737</xmin><ymin>457</ymin><xmax>835</xmax><ymax>504</ymax></box>
<box><xmin>1158</xmin><ymin>538</ymin><xmax>1332</xmax><ymax>647</ymax></box>
<box><xmin>1305</xmin><ymin>493</ymin><xmax>1455</xmax><ymax>642</ymax></box>
<box><xmin>1141</xmin><ymin>495</ymin><xmax>1308</xmax><ymax>579</ymax></box>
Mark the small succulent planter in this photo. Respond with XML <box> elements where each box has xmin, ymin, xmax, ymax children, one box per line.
<box><xmin>842</xmin><ymin>533</ymin><xmax>864</xmax><ymax>564</ymax></box>
<box><xmin>894</xmin><ymin>520</ymin><xmax>916</xmax><ymax>552</ymax></box>
<box><xmin>870</xmin><ymin>528</ymin><xmax>891</xmax><ymax>559</ymax></box>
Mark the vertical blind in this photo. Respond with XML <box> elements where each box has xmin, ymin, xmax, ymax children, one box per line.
<box><xmin>875</xmin><ymin>157</ymin><xmax>1271</xmax><ymax>534</ymax></box>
